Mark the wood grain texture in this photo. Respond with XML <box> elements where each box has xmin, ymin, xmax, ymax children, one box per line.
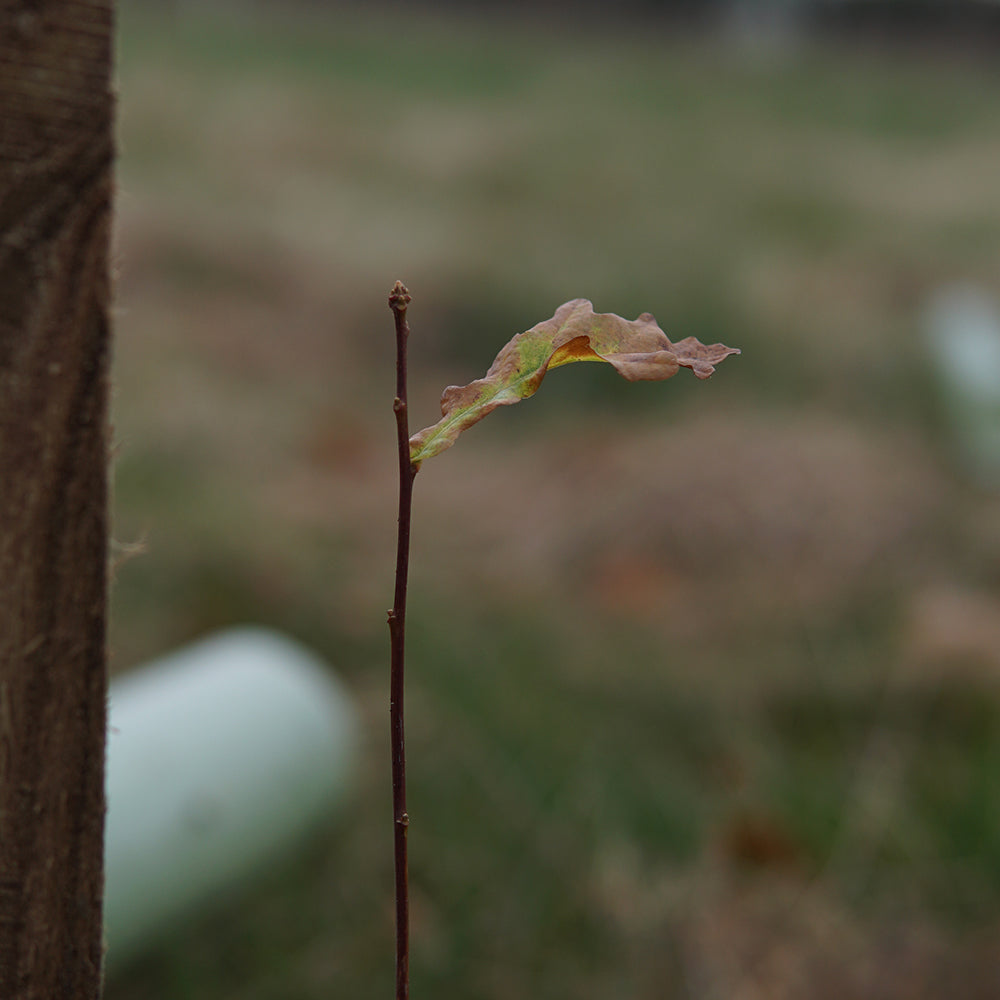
<box><xmin>0</xmin><ymin>2</ymin><xmax>113</xmax><ymax>997</ymax></box>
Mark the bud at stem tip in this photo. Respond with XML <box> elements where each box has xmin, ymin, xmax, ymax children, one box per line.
<box><xmin>388</xmin><ymin>280</ymin><xmax>411</xmax><ymax>311</ymax></box>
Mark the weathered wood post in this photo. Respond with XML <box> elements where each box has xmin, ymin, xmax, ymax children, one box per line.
<box><xmin>0</xmin><ymin>2</ymin><xmax>114</xmax><ymax>997</ymax></box>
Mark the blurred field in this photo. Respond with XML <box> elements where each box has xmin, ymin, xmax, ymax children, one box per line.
<box><xmin>108</xmin><ymin>3</ymin><xmax>1000</xmax><ymax>998</ymax></box>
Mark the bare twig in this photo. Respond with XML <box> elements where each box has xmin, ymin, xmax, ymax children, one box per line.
<box><xmin>387</xmin><ymin>280</ymin><xmax>416</xmax><ymax>1000</ymax></box>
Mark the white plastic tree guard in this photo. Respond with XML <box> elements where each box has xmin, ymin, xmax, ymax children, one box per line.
<box><xmin>923</xmin><ymin>285</ymin><xmax>1000</xmax><ymax>489</ymax></box>
<box><xmin>103</xmin><ymin>627</ymin><xmax>358</xmax><ymax>972</ymax></box>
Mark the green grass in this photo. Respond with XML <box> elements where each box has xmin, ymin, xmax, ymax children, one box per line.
<box><xmin>108</xmin><ymin>3</ymin><xmax>1000</xmax><ymax>997</ymax></box>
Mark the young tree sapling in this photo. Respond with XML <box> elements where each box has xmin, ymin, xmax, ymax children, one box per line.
<box><xmin>387</xmin><ymin>281</ymin><xmax>739</xmax><ymax>999</ymax></box>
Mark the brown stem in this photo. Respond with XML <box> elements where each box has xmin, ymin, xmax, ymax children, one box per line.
<box><xmin>387</xmin><ymin>280</ymin><xmax>416</xmax><ymax>1000</ymax></box>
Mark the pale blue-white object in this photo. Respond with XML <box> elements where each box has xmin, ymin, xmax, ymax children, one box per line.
<box><xmin>104</xmin><ymin>627</ymin><xmax>358</xmax><ymax>972</ymax></box>
<box><xmin>923</xmin><ymin>285</ymin><xmax>1000</xmax><ymax>489</ymax></box>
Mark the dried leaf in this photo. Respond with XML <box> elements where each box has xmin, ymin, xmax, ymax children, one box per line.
<box><xmin>409</xmin><ymin>299</ymin><xmax>740</xmax><ymax>467</ymax></box>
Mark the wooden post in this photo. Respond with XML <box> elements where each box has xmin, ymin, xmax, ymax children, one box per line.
<box><xmin>0</xmin><ymin>2</ymin><xmax>114</xmax><ymax>997</ymax></box>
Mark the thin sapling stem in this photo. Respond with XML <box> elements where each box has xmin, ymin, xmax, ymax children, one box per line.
<box><xmin>387</xmin><ymin>280</ymin><xmax>416</xmax><ymax>1000</ymax></box>
<box><xmin>383</xmin><ymin>286</ymin><xmax>737</xmax><ymax>998</ymax></box>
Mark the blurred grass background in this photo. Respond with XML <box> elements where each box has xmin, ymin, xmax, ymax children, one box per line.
<box><xmin>108</xmin><ymin>2</ymin><xmax>1000</xmax><ymax>997</ymax></box>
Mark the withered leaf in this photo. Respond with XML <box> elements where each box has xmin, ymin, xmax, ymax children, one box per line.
<box><xmin>409</xmin><ymin>298</ymin><xmax>740</xmax><ymax>467</ymax></box>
